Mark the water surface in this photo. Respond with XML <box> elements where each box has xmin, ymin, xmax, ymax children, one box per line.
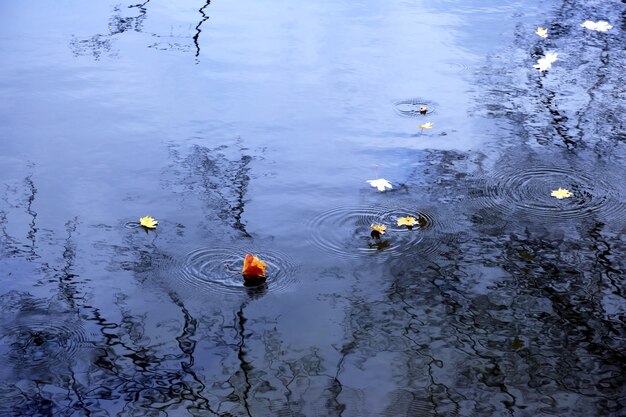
<box><xmin>1</xmin><ymin>0</ymin><xmax>625</xmax><ymax>415</ymax></box>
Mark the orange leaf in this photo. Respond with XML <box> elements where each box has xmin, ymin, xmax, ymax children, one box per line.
<box><xmin>242</xmin><ymin>253</ymin><xmax>267</xmax><ymax>277</ymax></box>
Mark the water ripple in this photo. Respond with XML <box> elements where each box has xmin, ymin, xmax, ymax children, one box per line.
<box><xmin>306</xmin><ymin>205</ymin><xmax>452</xmax><ymax>260</ymax></box>
<box><xmin>474</xmin><ymin>166</ymin><xmax>626</xmax><ymax>221</ymax></box>
<box><xmin>441</xmin><ymin>60</ymin><xmax>470</xmax><ymax>74</ymax></box>
<box><xmin>1</xmin><ymin>313</ymin><xmax>89</xmax><ymax>371</ymax></box>
<box><xmin>172</xmin><ymin>247</ymin><xmax>297</xmax><ymax>297</ymax></box>
<box><xmin>393</xmin><ymin>98</ymin><xmax>439</xmax><ymax>117</ymax></box>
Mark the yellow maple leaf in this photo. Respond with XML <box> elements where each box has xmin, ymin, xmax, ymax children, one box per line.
<box><xmin>397</xmin><ymin>216</ymin><xmax>418</xmax><ymax>228</ymax></box>
<box><xmin>371</xmin><ymin>224</ymin><xmax>387</xmax><ymax>235</ymax></box>
<box><xmin>550</xmin><ymin>188</ymin><xmax>572</xmax><ymax>199</ymax></box>
<box><xmin>139</xmin><ymin>215</ymin><xmax>158</xmax><ymax>229</ymax></box>
<box><xmin>536</xmin><ymin>26</ymin><xmax>548</xmax><ymax>38</ymax></box>
<box><xmin>419</xmin><ymin>122</ymin><xmax>433</xmax><ymax>129</ymax></box>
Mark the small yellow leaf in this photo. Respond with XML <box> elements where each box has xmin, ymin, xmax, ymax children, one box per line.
<box><xmin>419</xmin><ymin>122</ymin><xmax>433</xmax><ymax>129</ymax></box>
<box><xmin>550</xmin><ymin>188</ymin><xmax>572</xmax><ymax>199</ymax></box>
<box><xmin>535</xmin><ymin>26</ymin><xmax>548</xmax><ymax>38</ymax></box>
<box><xmin>397</xmin><ymin>216</ymin><xmax>418</xmax><ymax>228</ymax></box>
<box><xmin>371</xmin><ymin>224</ymin><xmax>387</xmax><ymax>234</ymax></box>
<box><xmin>139</xmin><ymin>216</ymin><xmax>158</xmax><ymax>229</ymax></box>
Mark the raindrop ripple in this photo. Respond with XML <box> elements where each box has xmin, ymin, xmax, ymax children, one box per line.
<box><xmin>475</xmin><ymin>166</ymin><xmax>626</xmax><ymax>221</ymax></box>
<box><xmin>393</xmin><ymin>98</ymin><xmax>438</xmax><ymax>117</ymax></box>
<box><xmin>1</xmin><ymin>313</ymin><xmax>89</xmax><ymax>370</ymax></box>
<box><xmin>307</xmin><ymin>205</ymin><xmax>452</xmax><ymax>260</ymax></box>
<box><xmin>174</xmin><ymin>247</ymin><xmax>298</xmax><ymax>297</ymax></box>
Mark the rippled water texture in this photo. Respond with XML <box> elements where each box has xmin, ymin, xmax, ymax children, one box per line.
<box><xmin>307</xmin><ymin>205</ymin><xmax>449</xmax><ymax>259</ymax></box>
<box><xmin>1</xmin><ymin>0</ymin><xmax>625</xmax><ymax>416</ymax></box>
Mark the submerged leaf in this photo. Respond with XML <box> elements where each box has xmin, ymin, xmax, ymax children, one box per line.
<box><xmin>139</xmin><ymin>216</ymin><xmax>158</xmax><ymax>229</ymax></box>
<box><xmin>367</xmin><ymin>178</ymin><xmax>393</xmax><ymax>192</ymax></box>
<box><xmin>535</xmin><ymin>26</ymin><xmax>548</xmax><ymax>38</ymax></box>
<box><xmin>551</xmin><ymin>188</ymin><xmax>572</xmax><ymax>199</ymax></box>
<box><xmin>581</xmin><ymin>20</ymin><xmax>612</xmax><ymax>32</ymax></box>
<box><xmin>242</xmin><ymin>253</ymin><xmax>267</xmax><ymax>277</ymax></box>
<box><xmin>368</xmin><ymin>239</ymin><xmax>390</xmax><ymax>250</ymax></box>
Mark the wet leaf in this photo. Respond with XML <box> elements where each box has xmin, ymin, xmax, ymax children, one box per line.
<box><xmin>397</xmin><ymin>216</ymin><xmax>418</xmax><ymax>228</ymax></box>
<box><xmin>545</xmin><ymin>51</ymin><xmax>558</xmax><ymax>63</ymax></box>
<box><xmin>139</xmin><ymin>216</ymin><xmax>158</xmax><ymax>229</ymax></box>
<box><xmin>518</xmin><ymin>248</ymin><xmax>535</xmax><ymax>261</ymax></box>
<box><xmin>419</xmin><ymin>122</ymin><xmax>433</xmax><ymax>129</ymax></box>
<box><xmin>371</xmin><ymin>224</ymin><xmax>387</xmax><ymax>235</ymax></box>
<box><xmin>535</xmin><ymin>26</ymin><xmax>548</xmax><ymax>38</ymax></box>
<box><xmin>534</xmin><ymin>60</ymin><xmax>551</xmax><ymax>72</ymax></box>
<box><xmin>511</xmin><ymin>338</ymin><xmax>525</xmax><ymax>349</ymax></box>
<box><xmin>242</xmin><ymin>254</ymin><xmax>267</xmax><ymax>277</ymax></box>
<box><xmin>551</xmin><ymin>188</ymin><xmax>572</xmax><ymax>199</ymax></box>
<box><xmin>533</xmin><ymin>51</ymin><xmax>558</xmax><ymax>72</ymax></box>
<box><xmin>367</xmin><ymin>178</ymin><xmax>392</xmax><ymax>192</ymax></box>
<box><xmin>581</xmin><ymin>20</ymin><xmax>612</xmax><ymax>32</ymax></box>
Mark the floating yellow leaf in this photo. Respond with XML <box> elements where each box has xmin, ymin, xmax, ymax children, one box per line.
<box><xmin>550</xmin><ymin>188</ymin><xmax>572</xmax><ymax>199</ymax></box>
<box><xmin>535</xmin><ymin>26</ymin><xmax>548</xmax><ymax>38</ymax></box>
<box><xmin>242</xmin><ymin>253</ymin><xmax>267</xmax><ymax>277</ymax></box>
<box><xmin>397</xmin><ymin>216</ymin><xmax>418</xmax><ymax>228</ymax></box>
<box><xmin>419</xmin><ymin>106</ymin><xmax>428</xmax><ymax>115</ymax></box>
<box><xmin>367</xmin><ymin>178</ymin><xmax>393</xmax><ymax>192</ymax></box>
<box><xmin>581</xmin><ymin>20</ymin><xmax>612</xmax><ymax>32</ymax></box>
<box><xmin>139</xmin><ymin>216</ymin><xmax>158</xmax><ymax>229</ymax></box>
<box><xmin>419</xmin><ymin>122</ymin><xmax>433</xmax><ymax>129</ymax></box>
<box><xmin>371</xmin><ymin>224</ymin><xmax>387</xmax><ymax>235</ymax></box>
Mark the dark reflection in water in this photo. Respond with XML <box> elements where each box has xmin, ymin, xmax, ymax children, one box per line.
<box><xmin>165</xmin><ymin>141</ymin><xmax>253</xmax><ymax>238</ymax></box>
<box><xmin>1</xmin><ymin>0</ymin><xmax>626</xmax><ymax>415</ymax></box>
<box><xmin>70</xmin><ymin>0</ymin><xmax>214</xmax><ymax>59</ymax></box>
<box><xmin>193</xmin><ymin>1</ymin><xmax>212</xmax><ymax>60</ymax></box>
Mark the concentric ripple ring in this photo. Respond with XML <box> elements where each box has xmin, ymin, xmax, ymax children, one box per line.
<box><xmin>476</xmin><ymin>166</ymin><xmax>626</xmax><ymax>221</ymax></box>
<box><xmin>1</xmin><ymin>314</ymin><xmax>89</xmax><ymax>370</ymax></box>
<box><xmin>174</xmin><ymin>247</ymin><xmax>297</xmax><ymax>297</ymax></box>
<box><xmin>306</xmin><ymin>205</ymin><xmax>448</xmax><ymax>260</ymax></box>
<box><xmin>393</xmin><ymin>98</ymin><xmax>439</xmax><ymax>117</ymax></box>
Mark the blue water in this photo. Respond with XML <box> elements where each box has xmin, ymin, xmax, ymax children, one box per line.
<box><xmin>1</xmin><ymin>0</ymin><xmax>624</xmax><ymax>415</ymax></box>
